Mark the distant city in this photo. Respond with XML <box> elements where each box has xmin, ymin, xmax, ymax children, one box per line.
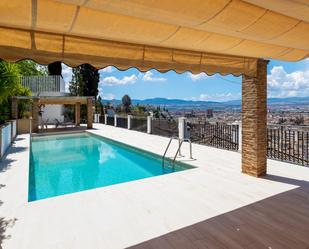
<box><xmin>103</xmin><ymin>96</ymin><xmax>309</xmax><ymax>126</ymax></box>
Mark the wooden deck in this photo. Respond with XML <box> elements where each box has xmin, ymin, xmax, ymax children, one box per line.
<box><xmin>129</xmin><ymin>175</ymin><xmax>309</xmax><ymax>249</ymax></box>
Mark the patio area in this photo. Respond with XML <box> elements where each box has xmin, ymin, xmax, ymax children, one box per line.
<box><xmin>1</xmin><ymin>124</ymin><xmax>308</xmax><ymax>249</ymax></box>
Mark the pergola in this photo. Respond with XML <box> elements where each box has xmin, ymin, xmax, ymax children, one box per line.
<box><xmin>11</xmin><ymin>96</ymin><xmax>94</xmax><ymax>131</ymax></box>
<box><xmin>1</xmin><ymin>0</ymin><xmax>308</xmax><ymax>177</ymax></box>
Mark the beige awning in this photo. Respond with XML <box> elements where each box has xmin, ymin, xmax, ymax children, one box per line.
<box><xmin>0</xmin><ymin>0</ymin><xmax>308</xmax><ymax>76</ymax></box>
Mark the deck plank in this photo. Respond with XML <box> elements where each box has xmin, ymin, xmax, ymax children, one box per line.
<box><xmin>128</xmin><ymin>186</ymin><xmax>309</xmax><ymax>249</ymax></box>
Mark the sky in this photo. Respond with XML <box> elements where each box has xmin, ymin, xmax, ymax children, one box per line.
<box><xmin>62</xmin><ymin>58</ymin><xmax>309</xmax><ymax>102</ymax></box>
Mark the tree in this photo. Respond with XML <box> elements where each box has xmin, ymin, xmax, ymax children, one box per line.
<box><xmin>68</xmin><ymin>64</ymin><xmax>100</xmax><ymax>120</ymax></box>
<box><xmin>278</xmin><ymin>117</ymin><xmax>287</xmax><ymax>124</ymax></box>
<box><xmin>79</xmin><ymin>64</ymin><xmax>99</xmax><ymax>97</ymax></box>
<box><xmin>16</xmin><ymin>87</ymin><xmax>32</xmax><ymax>118</ymax></box>
<box><xmin>0</xmin><ymin>60</ymin><xmax>20</xmax><ymax>103</ymax></box>
<box><xmin>48</xmin><ymin>61</ymin><xmax>62</xmax><ymax>76</ymax></box>
<box><xmin>97</xmin><ymin>96</ymin><xmax>104</xmax><ymax>115</ymax></box>
<box><xmin>17</xmin><ymin>60</ymin><xmax>47</xmax><ymax>76</ymax></box>
<box><xmin>122</xmin><ymin>94</ymin><xmax>132</xmax><ymax>113</ymax></box>
<box><xmin>69</xmin><ymin>67</ymin><xmax>84</xmax><ymax>96</ymax></box>
<box><xmin>69</xmin><ymin>64</ymin><xmax>99</xmax><ymax>98</ymax></box>
<box><xmin>294</xmin><ymin>115</ymin><xmax>304</xmax><ymax>126</ymax></box>
<box><xmin>0</xmin><ymin>60</ymin><xmax>32</xmax><ymax>123</ymax></box>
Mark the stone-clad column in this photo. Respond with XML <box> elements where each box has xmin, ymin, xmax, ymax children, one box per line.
<box><xmin>241</xmin><ymin>59</ymin><xmax>268</xmax><ymax>177</ymax></box>
<box><xmin>87</xmin><ymin>98</ymin><xmax>93</xmax><ymax>129</ymax></box>
<box><xmin>32</xmin><ymin>98</ymin><xmax>39</xmax><ymax>133</ymax></box>
<box><xmin>75</xmin><ymin>102</ymin><xmax>80</xmax><ymax>126</ymax></box>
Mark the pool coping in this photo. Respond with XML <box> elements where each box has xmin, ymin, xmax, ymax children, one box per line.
<box><xmin>87</xmin><ymin>131</ymin><xmax>196</xmax><ymax>170</ymax></box>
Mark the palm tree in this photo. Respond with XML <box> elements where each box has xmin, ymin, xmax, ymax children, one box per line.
<box><xmin>0</xmin><ymin>60</ymin><xmax>20</xmax><ymax>103</ymax></box>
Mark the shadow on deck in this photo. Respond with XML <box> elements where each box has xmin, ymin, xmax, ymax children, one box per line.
<box><xmin>128</xmin><ymin>175</ymin><xmax>309</xmax><ymax>249</ymax></box>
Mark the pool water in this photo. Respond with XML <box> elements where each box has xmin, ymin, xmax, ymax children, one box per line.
<box><xmin>28</xmin><ymin>133</ymin><xmax>192</xmax><ymax>201</ymax></box>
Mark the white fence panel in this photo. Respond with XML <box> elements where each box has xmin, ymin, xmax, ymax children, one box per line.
<box><xmin>1</xmin><ymin>123</ymin><xmax>12</xmax><ymax>158</ymax></box>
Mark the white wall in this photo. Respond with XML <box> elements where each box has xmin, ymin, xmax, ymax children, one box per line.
<box><xmin>39</xmin><ymin>92</ymin><xmax>67</xmax><ymax>123</ymax></box>
<box><xmin>1</xmin><ymin>123</ymin><xmax>12</xmax><ymax>158</ymax></box>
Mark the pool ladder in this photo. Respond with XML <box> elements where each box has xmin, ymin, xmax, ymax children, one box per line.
<box><xmin>162</xmin><ymin>137</ymin><xmax>193</xmax><ymax>170</ymax></box>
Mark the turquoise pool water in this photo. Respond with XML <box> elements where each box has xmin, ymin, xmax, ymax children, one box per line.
<box><xmin>29</xmin><ymin>133</ymin><xmax>192</xmax><ymax>201</ymax></box>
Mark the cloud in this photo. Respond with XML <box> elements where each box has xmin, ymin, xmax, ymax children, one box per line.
<box><xmin>187</xmin><ymin>72</ymin><xmax>208</xmax><ymax>81</ymax></box>
<box><xmin>61</xmin><ymin>64</ymin><xmax>72</xmax><ymax>81</ymax></box>
<box><xmin>267</xmin><ymin>66</ymin><xmax>309</xmax><ymax>98</ymax></box>
<box><xmin>61</xmin><ymin>64</ymin><xmax>72</xmax><ymax>92</ymax></box>
<box><xmin>101</xmin><ymin>93</ymin><xmax>115</xmax><ymax>100</ymax></box>
<box><xmin>141</xmin><ymin>71</ymin><xmax>166</xmax><ymax>82</ymax></box>
<box><xmin>100</xmin><ymin>66</ymin><xmax>114</xmax><ymax>73</ymax></box>
<box><xmin>101</xmin><ymin>74</ymin><xmax>138</xmax><ymax>86</ymax></box>
<box><xmin>193</xmin><ymin>92</ymin><xmax>240</xmax><ymax>102</ymax></box>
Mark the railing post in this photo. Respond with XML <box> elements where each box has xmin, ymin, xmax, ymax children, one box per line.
<box><xmin>104</xmin><ymin>114</ymin><xmax>108</xmax><ymax>125</ymax></box>
<box><xmin>178</xmin><ymin>117</ymin><xmax>187</xmax><ymax>139</ymax></box>
<box><xmin>114</xmin><ymin>114</ymin><xmax>118</xmax><ymax>127</ymax></box>
<box><xmin>128</xmin><ymin>115</ymin><xmax>132</xmax><ymax>129</ymax></box>
<box><xmin>238</xmin><ymin>123</ymin><xmax>242</xmax><ymax>151</ymax></box>
<box><xmin>93</xmin><ymin>114</ymin><xmax>100</xmax><ymax>123</ymax></box>
<box><xmin>147</xmin><ymin>116</ymin><xmax>152</xmax><ymax>134</ymax></box>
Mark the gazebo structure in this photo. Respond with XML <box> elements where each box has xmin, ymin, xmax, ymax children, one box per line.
<box><xmin>11</xmin><ymin>96</ymin><xmax>94</xmax><ymax>132</ymax></box>
<box><xmin>0</xmin><ymin>0</ymin><xmax>308</xmax><ymax>177</ymax></box>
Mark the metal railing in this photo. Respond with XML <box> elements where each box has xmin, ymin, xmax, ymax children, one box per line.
<box><xmin>131</xmin><ymin>117</ymin><xmax>147</xmax><ymax>132</ymax></box>
<box><xmin>267</xmin><ymin>126</ymin><xmax>309</xmax><ymax>166</ymax></box>
<box><xmin>152</xmin><ymin>118</ymin><xmax>178</xmax><ymax>137</ymax></box>
<box><xmin>189</xmin><ymin>123</ymin><xmax>239</xmax><ymax>151</ymax></box>
<box><xmin>106</xmin><ymin>116</ymin><xmax>114</xmax><ymax>126</ymax></box>
<box><xmin>116</xmin><ymin>116</ymin><xmax>128</xmax><ymax>128</ymax></box>
<box><xmin>98</xmin><ymin>114</ymin><xmax>309</xmax><ymax>167</ymax></box>
<box><xmin>21</xmin><ymin>75</ymin><xmax>65</xmax><ymax>93</ymax></box>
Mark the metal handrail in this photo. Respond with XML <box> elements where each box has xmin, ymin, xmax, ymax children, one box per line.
<box><xmin>162</xmin><ymin>137</ymin><xmax>193</xmax><ymax>170</ymax></box>
<box><xmin>162</xmin><ymin>136</ymin><xmax>179</xmax><ymax>168</ymax></box>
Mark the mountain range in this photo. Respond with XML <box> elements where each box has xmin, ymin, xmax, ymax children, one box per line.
<box><xmin>102</xmin><ymin>96</ymin><xmax>309</xmax><ymax>110</ymax></box>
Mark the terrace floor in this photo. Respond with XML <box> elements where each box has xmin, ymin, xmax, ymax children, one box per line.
<box><xmin>1</xmin><ymin>123</ymin><xmax>309</xmax><ymax>249</ymax></box>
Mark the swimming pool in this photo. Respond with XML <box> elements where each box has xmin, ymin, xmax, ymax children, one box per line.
<box><xmin>28</xmin><ymin>133</ymin><xmax>193</xmax><ymax>201</ymax></box>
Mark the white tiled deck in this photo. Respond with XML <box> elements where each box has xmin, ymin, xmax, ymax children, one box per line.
<box><xmin>0</xmin><ymin>124</ymin><xmax>309</xmax><ymax>249</ymax></box>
